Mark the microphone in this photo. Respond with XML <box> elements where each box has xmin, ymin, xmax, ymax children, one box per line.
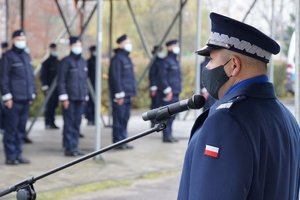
<box><xmin>142</xmin><ymin>94</ymin><xmax>206</xmax><ymax>122</ymax></box>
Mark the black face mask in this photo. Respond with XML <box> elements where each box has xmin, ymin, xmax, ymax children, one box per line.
<box><xmin>202</xmin><ymin>59</ymin><xmax>231</xmax><ymax>99</ymax></box>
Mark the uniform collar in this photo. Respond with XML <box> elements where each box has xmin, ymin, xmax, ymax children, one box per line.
<box><xmin>167</xmin><ymin>51</ymin><xmax>177</xmax><ymax>59</ymax></box>
<box><xmin>212</xmin><ymin>77</ymin><xmax>276</xmax><ymax>110</ymax></box>
<box><xmin>70</xmin><ymin>52</ymin><xmax>81</xmax><ymax>60</ymax></box>
<box><xmin>12</xmin><ymin>45</ymin><xmax>24</xmax><ymax>54</ymax></box>
<box><xmin>114</xmin><ymin>48</ymin><xmax>130</xmax><ymax>56</ymax></box>
<box><xmin>225</xmin><ymin>75</ymin><xmax>269</xmax><ymax>95</ymax></box>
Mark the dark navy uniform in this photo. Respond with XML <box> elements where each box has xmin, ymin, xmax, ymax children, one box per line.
<box><xmin>178</xmin><ymin>77</ymin><xmax>300</xmax><ymax>200</ymax></box>
<box><xmin>149</xmin><ymin>56</ymin><xmax>164</xmax><ymax>109</ymax></box>
<box><xmin>178</xmin><ymin>12</ymin><xmax>300</xmax><ymax>200</ymax></box>
<box><xmin>157</xmin><ymin>51</ymin><xmax>182</xmax><ymax>140</ymax></box>
<box><xmin>109</xmin><ymin>48</ymin><xmax>136</xmax><ymax>143</ymax></box>
<box><xmin>58</xmin><ymin>52</ymin><xmax>88</xmax><ymax>154</ymax></box>
<box><xmin>0</xmin><ymin>45</ymin><xmax>36</xmax><ymax>162</ymax></box>
<box><xmin>40</xmin><ymin>54</ymin><xmax>60</xmax><ymax>127</ymax></box>
<box><xmin>0</xmin><ymin>42</ymin><xmax>8</xmax><ymax>131</ymax></box>
<box><xmin>85</xmin><ymin>49</ymin><xmax>96</xmax><ymax>124</ymax></box>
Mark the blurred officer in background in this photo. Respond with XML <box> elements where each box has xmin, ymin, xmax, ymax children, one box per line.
<box><xmin>58</xmin><ymin>36</ymin><xmax>88</xmax><ymax>157</ymax></box>
<box><xmin>85</xmin><ymin>45</ymin><xmax>96</xmax><ymax>126</ymax></box>
<box><xmin>109</xmin><ymin>34</ymin><xmax>136</xmax><ymax>150</ymax></box>
<box><xmin>40</xmin><ymin>43</ymin><xmax>60</xmax><ymax>129</ymax></box>
<box><xmin>0</xmin><ymin>30</ymin><xmax>36</xmax><ymax>165</ymax></box>
<box><xmin>0</xmin><ymin>42</ymin><xmax>9</xmax><ymax>133</ymax></box>
<box><xmin>200</xmin><ymin>57</ymin><xmax>216</xmax><ymax>111</ymax></box>
<box><xmin>157</xmin><ymin>39</ymin><xmax>182</xmax><ymax>143</ymax></box>
<box><xmin>178</xmin><ymin>12</ymin><xmax>300</xmax><ymax>200</ymax></box>
<box><xmin>148</xmin><ymin>45</ymin><xmax>165</xmax><ymax>127</ymax></box>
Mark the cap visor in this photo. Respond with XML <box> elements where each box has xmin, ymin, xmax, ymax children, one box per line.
<box><xmin>195</xmin><ymin>45</ymin><xmax>223</xmax><ymax>56</ymax></box>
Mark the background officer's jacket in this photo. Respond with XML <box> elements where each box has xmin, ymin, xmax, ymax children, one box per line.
<box><xmin>0</xmin><ymin>47</ymin><xmax>36</xmax><ymax>101</ymax></box>
<box><xmin>149</xmin><ymin>57</ymin><xmax>163</xmax><ymax>91</ymax></box>
<box><xmin>58</xmin><ymin>53</ymin><xmax>88</xmax><ymax>101</ymax></box>
<box><xmin>87</xmin><ymin>55</ymin><xmax>96</xmax><ymax>89</ymax></box>
<box><xmin>40</xmin><ymin>55</ymin><xmax>59</xmax><ymax>90</ymax></box>
<box><xmin>157</xmin><ymin>52</ymin><xmax>182</xmax><ymax>95</ymax></box>
<box><xmin>109</xmin><ymin>48</ymin><xmax>136</xmax><ymax>99</ymax></box>
<box><xmin>178</xmin><ymin>82</ymin><xmax>300</xmax><ymax>200</ymax></box>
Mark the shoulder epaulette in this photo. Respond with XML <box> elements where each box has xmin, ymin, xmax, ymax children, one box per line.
<box><xmin>216</xmin><ymin>95</ymin><xmax>247</xmax><ymax>110</ymax></box>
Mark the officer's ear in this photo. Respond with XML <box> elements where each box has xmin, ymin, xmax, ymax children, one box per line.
<box><xmin>230</xmin><ymin>55</ymin><xmax>242</xmax><ymax>77</ymax></box>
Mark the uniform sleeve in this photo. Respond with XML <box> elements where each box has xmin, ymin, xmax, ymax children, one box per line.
<box><xmin>149</xmin><ymin>61</ymin><xmax>157</xmax><ymax>91</ymax></box>
<box><xmin>58</xmin><ymin>58</ymin><xmax>69</xmax><ymax>101</ymax></box>
<box><xmin>30</xmin><ymin>59</ymin><xmax>37</xmax><ymax>98</ymax></box>
<box><xmin>40</xmin><ymin>59</ymin><xmax>49</xmax><ymax>91</ymax></box>
<box><xmin>0</xmin><ymin>55</ymin><xmax>12</xmax><ymax>101</ymax></box>
<box><xmin>109</xmin><ymin>57</ymin><xmax>124</xmax><ymax>99</ymax></box>
<box><xmin>178</xmin><ymin>111</ymin><xmax>253</xmax><ymax>200</ymax></box>
<box><xmin>157</xmin><ymin>61</ymin><xmax>171</xmax><ymax>94</ymax></box>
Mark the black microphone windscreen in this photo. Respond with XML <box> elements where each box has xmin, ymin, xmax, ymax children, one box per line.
<box><xmin>188</xmin><ymin>95</ymin><xmax>206</xmax><ymax>109</ymax></box>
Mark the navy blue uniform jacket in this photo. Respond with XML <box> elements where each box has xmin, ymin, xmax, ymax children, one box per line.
<box><xmin>109</xmin><ymin>48</ymin><xmax>136</xmax><ymax>99</ymax></box>
<box><xmin>87</xmin><ymin>55</ymin><xmax>96</xmax><ymax>89</ymax></box>
<box><xmin>149</xmin><ymin>57</ymin><xmax>164</xmax><ymax>91</ymax></box>
<box><xmin>178</xmin><ymin>81</ymin><xmax>300</xmax><ymax>200</ymax></box>
<box><xmin>40</xmin><ymin>55</ymin><xmax>59</xmax><ymax>90</ymax></box>
<box><xmin>58</xmin><ymin>53</ymin><xmax>88</xmax><ymax>101</ymax></box>
<box><xmin>157</xmin><ymin>52</ymin><xmax>182</xmax><ymax>95</ymax></box>
<box><xmin>0</xmin><ymin>47</ymin><xmax>36</xmax><ymax>102</ymax></box>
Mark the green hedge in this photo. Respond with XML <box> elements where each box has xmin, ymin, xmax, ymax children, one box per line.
<box><xmin>29</xmin><ymin>58</ymin><xmax>289</xmax><ymax>116</ymax></box>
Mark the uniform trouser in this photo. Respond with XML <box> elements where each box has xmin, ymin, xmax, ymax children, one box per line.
<box><xmin>85</xmin><ymin>94</ymin><xmax>95</xmax><ymax>123</ymax></box>
<box><xmin>158</xmin><ymin>93</ymin><xmax>179</xmax><ymax>139</ymax></box>
<box><xmin>2</xmin><ymin>101</ymin><xmax>29</xmax><ymax>160</ymax></box>
<box><xmin>150</xmin><ymin>94</ymin><xmax>159</xmax><ymax>127</ymax></box>
<box><xmin>45</xmin><ymin>89</ymin><xmax>59</xmax><ymax>125</ymax></box>
<box><xmin>112</xmin><ymin>97</ymin><xmax>131</xmax><ymax>143</ymax></box>
<box><xmin>62</xmin><ymin>101</ymin><xmax>84</xmax><ymax>151</ymax></box>
<box><xmin>0</xmin><ymin>103</ymin><xmax>3</xmax><ymax>130</ymax></box>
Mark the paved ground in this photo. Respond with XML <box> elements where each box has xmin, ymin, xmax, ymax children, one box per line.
<box><xmin>0</xmin><ymin>110</ymin><xmax>196</xmax><ymax>200</ymax></box>
<box><xmin>0</xmin><ymin>99</ymin><xmax>297</xmax><ymax>200</ymax></box>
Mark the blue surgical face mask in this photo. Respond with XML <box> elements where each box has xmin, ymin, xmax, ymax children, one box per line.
<box><xmin>14</xmin><ymin>40</ymin><xmax>26</xmax><ymax>49</ymax></box>
<box><xmin>124</xmin><ymin>43</ymin><xmax>133</xmax><ymax>52</ymax></box>
<box><xmin>51</xmin><ymin>51</ymin><xmax>58</xmax><ymax>57</ymax></box>
<box><xmin>71</xmin><ymin>46</ymin><xmax>82</xmax><ymax>55</ymax></box>
<box><xmin>172</xmin><ymin>46</ymin><xmax>180</xmax><ymax>54</ymax></box>
<box><xmin>157</xmin><ymin>52</ymin><xmax>165</xmax><ymax>58</ymax></box>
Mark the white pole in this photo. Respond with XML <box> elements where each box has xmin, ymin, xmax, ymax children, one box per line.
<box><xmin>194</xmin><ymin>0</ymin><xmax>202</xmax><ymax>117</ymax></box>
<box><xmin>95</xmin><ymin>0</ymin><xmax>104</xmax><ymax>159</ymax></box>
<box><xmin>269</xmin><ymin>0</ymin><xmax>275</xmax><ymax>83</ymax></box>
<box><xmin>195</xmin><ymin>0</ymin><xmax>202</xmax><ymax>95</ymax></box>
<box><xmin>295</xmin><ymin>0</ymin><xmax>300</xmax><ymax>122</ymax></box>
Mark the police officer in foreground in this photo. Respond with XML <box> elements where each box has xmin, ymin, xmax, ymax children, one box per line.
<box><xmin>40</xmin><ymin>43</ymin><xmax>60</xmax><ymax>129</ymax></box>
<box><xmin>58</xmin><ymin>36</ymin><xmax>88</xmax><ymax>156</ymax></box>
<box><xmin>148</xmin><ymin>45</ymin><xmax>165</xmax><ymax>127</ymax></box>
<box><xmin>157</xmin><ymin>39</ymin><xmax>182</xmax><ymax>143</ymax></box>
<box><xmin>85</xmin><ymin>45</ymin><xmax>96</xmax><ymax>126</ymax></box>
<box><xmin>178</xmin><ymin>12</ymin><xmax>300</xmax><ymax>200</ymax></box>
<box><xmin>109</xmin><ymin>34</ymin><xmax>136</xmax><ymax>150</ymax></box>
<box><xmin>0</xmin><ymin>42</ymin><xmax>9</xmax><ymax>133</ymax></box>
<box><xmin>0</xmin><ymin>30</ymin><xmax>36</xmax><ymax>165</ymax></box>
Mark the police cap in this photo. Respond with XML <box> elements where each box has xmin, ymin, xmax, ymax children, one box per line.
<box><xmin>151</xmin><ymin>45</ymin><xmax>162</xmax><ymax>54</ymax></box>
<box><xmin>69</xmin><ymin>36</ymin><xmax>81</xmax><ymax>45</ymax></box>
<box><xmin>196</xmin><ymin>12</ymin><xmax>280</xmax><ymax>63</ymax></box>
<box><xmin>116</xmin><ymin>34</ymin><xmax>128</xmax><ymax>44</ymax></box>
<box><xmin>49</xmin><ymin>43</ymin><xmax>57</xmax><ymax>48</ymax></box>
<box><xmin>165</xmin><ymin>39</ymin><xmax>178</xmax><ymax>47</ymax></box>
<box><xmin>1</xmin><ymin>42</ymin><xmax>8</xmax><ymax>48</ymax></box>
<box><xmin>12</xmin><ymin>30</ymin><xmax>25</xmax><ymax>38</ymax></box>
<box><xmin>89</xmin><ymin>45</ymin><xmax>96</xmax><ymax>52</ymax></box>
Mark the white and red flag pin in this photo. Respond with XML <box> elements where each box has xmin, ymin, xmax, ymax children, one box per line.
<box><xmin>204</xmin><ymin>145</ymin><xmax>219</xmax><ymax>158</ymax></box>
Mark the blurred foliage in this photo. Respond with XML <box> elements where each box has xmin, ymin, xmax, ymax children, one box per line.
<box><xmin>29</xmin><ymin>58</ymin><xmax>290</xmax><ymax>117</ymax></box>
